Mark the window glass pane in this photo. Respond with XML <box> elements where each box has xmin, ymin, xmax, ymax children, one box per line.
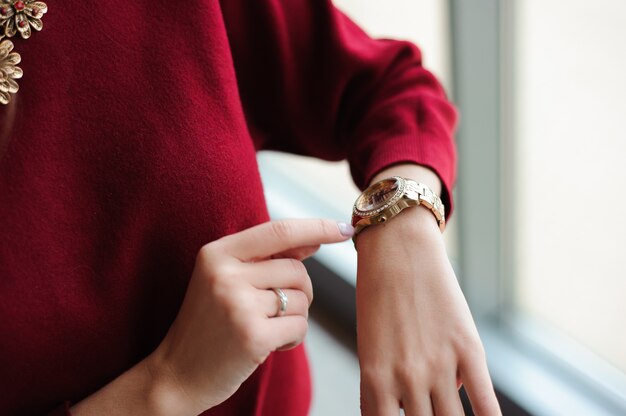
<box><xmin>513</xmin><ymin>0</ymin><xmax>626</xmax><ymax>372</ymax></box>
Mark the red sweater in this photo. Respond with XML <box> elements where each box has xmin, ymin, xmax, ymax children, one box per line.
<box><xmin>0</xmin><ymin>0</ymin><xmax>457</xmax><ymax>414</ymax></box>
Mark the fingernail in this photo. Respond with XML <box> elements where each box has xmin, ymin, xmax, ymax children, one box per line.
<box><xmin>337</xmin><ymin>222</ymin><xmax>355</xmax><ymax>237</ymax></box>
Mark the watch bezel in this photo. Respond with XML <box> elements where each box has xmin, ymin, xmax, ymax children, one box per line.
<box><xmin>352</xmin><ymin>176</ymin><xmax>406</xmax><ymax>218</ymax></box>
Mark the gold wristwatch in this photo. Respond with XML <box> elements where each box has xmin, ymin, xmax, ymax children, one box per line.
<box><xmin>351</xmin><ymin>176</ymin><xmax>445</xmax><ymax>243</ymax></box>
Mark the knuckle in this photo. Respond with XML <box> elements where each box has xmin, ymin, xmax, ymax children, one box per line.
<box><xmin>305</xmin><ymin>283</ymin><xmax>314</xmax><ymax>306</ymax></box>
<box><xmin>287</xmin><ymin>258</ymin><xmax>306</xmax><ymax>276</ymax></box>
<box><xmin>196</xmin><ymin>243</ymin><xmax>232</xmax><ymax>281</ymax></box>
<box><xmin>269</xmin><ymin>220</ymin><xmax>295</xmax><ymax>241</ymax></box>
<box><xmin>421</xmin><ymin>345</ymin><xmax>455</xmax><ymax>376</ymax></box>
<box><xmin>294</xmin><ymin>317</ymin><xmax>309</xmax><ymax>342</ymax></box>
<box><xmin>197</xmin><ymin>243</ymin><xmax>211</xmax><ymax>259</ymax></box>
<box><xmin>196</xmin><ymin>242</ymin><xmax>217</xmax><ymax>266</ymax></box>
<box><xmin>464</xmin><ymin>336</ymin><xmax>486</xmax><ymax>360</ymax></box>
<box><xmin>200</xmin><ymin>239</ymin><xmax>228</xmax><ymax>257</ymax></box>
<box><xmin>394</xmin><ymin>362</ymin><xmax>426</xmax><ymax>387</ymax></box>
<box><xmin>360</xmin><ymin>364</ymin><xmax>391</xmax><ymax>388</ymax></box>
<box><xmin>454</xmin><ymin>329</ymin><xmax>484</xmax><ymax>354</ymax></box>
<box><xmin>288</xmin><ymin>290</ymin><xmax>310</xmax><ymax>319</ymax></box>
<box><xmin>316</xmin><ymin>218</ymin><xmax>336</xmax><ymax>238</ymax></box>
<box><xmin>472</xmin><ymin>341</ymin><xmax>487</xmax><ymax>361</ymax></box>
<box><xmin>425</xmin><ymin>353</ymin><xmax>449</xmax><ymax>374</ymax></box>
<box><xmin>473</xmin><ymin>335</ymin><xmax>487</xmax><ymax>353</ymax></box>
<box><xmin>204</xmin><ymin>262</ymin><xmax>234</xmax><ymax>289</ymax></box>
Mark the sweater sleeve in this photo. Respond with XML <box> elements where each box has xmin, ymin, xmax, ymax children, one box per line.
<box><xmin>220</xmin><ymin>0</ymin><xmax>458</xmax><ymax>219</ymax></box>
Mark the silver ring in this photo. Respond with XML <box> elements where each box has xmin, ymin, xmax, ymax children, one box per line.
<box><xmin>272</xmin><ymin>288</ymin><xmax>288</xmax><ymax>317</ymax></box>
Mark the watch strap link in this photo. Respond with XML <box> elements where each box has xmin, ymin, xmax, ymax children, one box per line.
<box><xmin>404</xmin><ymin>179</ymin><xmax>446</xmax><ymax>230</ymax></box>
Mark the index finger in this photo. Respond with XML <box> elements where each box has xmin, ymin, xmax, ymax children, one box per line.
<box><xmin>218</xmin><ymin>219</ymin><xmax>354</xmax><ymax>262</ymax></box>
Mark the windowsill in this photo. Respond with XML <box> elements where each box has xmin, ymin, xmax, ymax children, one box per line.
<box><xmin>480</xmin><ymin>314</ymin><xmax>626</xmax><ymax>416</ymax></box>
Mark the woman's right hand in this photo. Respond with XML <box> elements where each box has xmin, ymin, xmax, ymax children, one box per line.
<box><xmin>147</xmin><ymin>219</ymin><xmax>353</xmax><ymax>414</ymax></box>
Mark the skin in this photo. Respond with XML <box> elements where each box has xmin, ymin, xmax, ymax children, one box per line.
<box><xmin>70</xmin><ymin>218</ymin><xmax>352</xmax><ymax>415</ymax></box>
<box><xmin>70</xmin><ymin>163</ymin><xmax>501</xmax><ymax>415</ymax></box>
<box><xmin>357</xmin><ymin>164</ymin><xmax>501</xmax><ymax>416</ymax></box>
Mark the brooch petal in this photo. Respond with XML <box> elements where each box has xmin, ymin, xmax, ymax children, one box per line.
<box><xmin>0</xmin><ymin>39</ymin><xmax>21</xmax><ymax>104</ymax></box>
<box><xmin>0</xmin><ymin>0</ymin><xmax>47</xmax><ymax>40</ymax></box>
<box><xmin>0</xmin><ymin>1</ymin><xmax>47</xmax><ymax>104</ymax></box>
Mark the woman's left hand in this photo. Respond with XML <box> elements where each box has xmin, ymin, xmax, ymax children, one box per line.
<box><xmin>355</xmin><ymin>187</ymin><xmax>501</xmax><ymax>415</ymax></box>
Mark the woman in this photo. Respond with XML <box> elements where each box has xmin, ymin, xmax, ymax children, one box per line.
<box><xmin>0</xmin><ymin>0</ymin><xmax>501</xmax><ymax>414</ymax></box>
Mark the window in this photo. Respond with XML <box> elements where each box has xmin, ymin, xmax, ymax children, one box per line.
<box><xmin>452</xmin><ymin>0</ymin><xmax>626</xmax><ymax>414</ymax></box>
<box><xmin>513</xmin><ymin>0</ymin><xmax>626</xmax><ymax>374</ymax></box>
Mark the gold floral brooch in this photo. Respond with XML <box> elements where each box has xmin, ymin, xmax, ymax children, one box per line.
<box><xmin>0</xmin><ymin>0</ymin><xmax>47</xmax><ymax>105</ymax></box>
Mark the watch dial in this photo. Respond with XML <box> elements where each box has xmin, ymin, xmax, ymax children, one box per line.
<box><xmin>356</xmin><ymin>178</ymin><xmax>400</xmax><ymax>212</ymax></box>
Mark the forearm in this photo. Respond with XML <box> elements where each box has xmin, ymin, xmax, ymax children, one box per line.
<box><xmin>355</xmin><ymin>163</ymin><xmax>500</xmax><ymax>415</ymax></box>
<box><xmin>69</xmin><ymin>354</ymin><xmax>191</xmax><ymax>416</ymax></box>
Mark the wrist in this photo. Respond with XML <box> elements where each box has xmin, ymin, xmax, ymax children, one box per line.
<box><xmin>143</xmin><ymin>351</ymin><xmax>201</xmax><ymax>416</ymax></box>
<box><xmin>355</xmin><ymin>204</ymin><xmax>444</xmax><ymax>250</ymax></box>
<box><xmin>69</xmin><ymin>351</ymin><xmax>199</xmax><ymax>416</ymax></box>
<box><xmin>354</xmin><ymin>169</ymin><xmax>447</xmax><ymax>249</ymax></box>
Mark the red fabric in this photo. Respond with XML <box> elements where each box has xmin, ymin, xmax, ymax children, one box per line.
<box><xmin>0</xmin><ymin>0</ymin><xmax>456</xmax><ymax>414</ymax></box>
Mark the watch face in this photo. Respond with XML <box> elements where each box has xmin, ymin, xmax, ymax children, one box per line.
<box><xmin>355</xmin><ymin>177</ymin><xmax>401</xmax><ymax>212</ymax></box>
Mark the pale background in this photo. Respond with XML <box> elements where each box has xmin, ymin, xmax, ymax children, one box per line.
<box><xmin>514</xmin><ymin>0</ymin><xmax>626</xmax><ymax>373</ymax></box>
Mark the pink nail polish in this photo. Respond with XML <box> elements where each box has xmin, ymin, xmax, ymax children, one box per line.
<box><xmin>338</xmin><ymin>222</ymin><xmax>355</xmax><ymax>237</ymax></box>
